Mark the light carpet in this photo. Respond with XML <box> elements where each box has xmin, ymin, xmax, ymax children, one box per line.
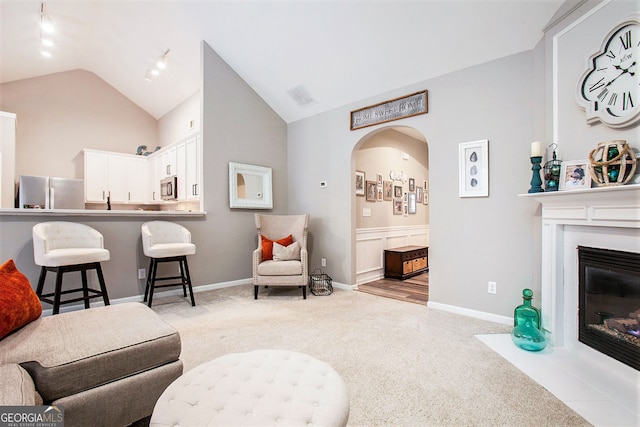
<box><xmin>151</xmin><ymin>285</ymin><xmax>590</xmax><ymax>426</ymax></box>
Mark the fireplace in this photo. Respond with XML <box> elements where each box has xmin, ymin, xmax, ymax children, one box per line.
<box><xmin>526</xmin><ymin>184</ymin><xmax>640</xmax><ymax>370</ymax></box>
<box><xmin>578</xmin><ymin>246</ymin><xmax>640</xmax><ymax>371</ymax></box>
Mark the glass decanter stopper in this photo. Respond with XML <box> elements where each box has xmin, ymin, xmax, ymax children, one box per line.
<box><xmin>514</xmin><ymin>288</ymin><xmax>541</xmax><ymax>330</ymax></box>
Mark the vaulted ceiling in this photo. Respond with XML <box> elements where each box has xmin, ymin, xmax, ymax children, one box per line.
<box><xmin>0</xmin><ymin>1</ymin><xmax>564</xmax><ymax>123</ymax></box>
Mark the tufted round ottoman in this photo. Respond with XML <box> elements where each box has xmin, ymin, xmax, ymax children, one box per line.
<box><xmin>150</xmin><ymin>349</ymin><xmax>350</xmax><ymax>426</ymax></box>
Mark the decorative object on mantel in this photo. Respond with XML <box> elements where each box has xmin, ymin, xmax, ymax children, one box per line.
<box><xmin>543</xmin><ymin>143</ymin><xmax>562</xmax><ymax>192</ymax></box>
<box><xmin>350</xmin><ymin>90</ymin><xmax>428</xmax><ymax>131</ymax></box>
<box><xmin>588</xmin><ymin>140</ymin><xmax>637</xmax><ymax>186</ymax></box>
<box><xmin>511</xmin><ymin>289</ymin><xmax>546</xmax><ymax>352</ymax></box>
<box><xmin>528</xmin><ymin>141</ymin><xmax>544</xmax><ymax>193</ymax></box>
<box><xmin>560</xmin><ymin>160</ymin><xmax>591</xmax><ymax>191</ymax></box>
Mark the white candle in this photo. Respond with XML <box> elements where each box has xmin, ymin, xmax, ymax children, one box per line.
<box><xmin>531</xmin><ymin>141</ymin><xmax>542</xmax><ymax>157</ymax></box>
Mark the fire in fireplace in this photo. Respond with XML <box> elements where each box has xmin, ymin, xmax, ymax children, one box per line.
<box><xmin>578</xmin><ymin>246</ymin><xmax>640</xmax><ymax>371</ymax></box>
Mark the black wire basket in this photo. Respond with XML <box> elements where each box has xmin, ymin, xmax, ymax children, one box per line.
<box><xmin>309</xmin><ymin>269</ymin><xmax>333</xmax><ymax>296</ymax></box>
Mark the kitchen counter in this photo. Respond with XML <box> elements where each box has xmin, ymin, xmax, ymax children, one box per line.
<box><xmin>0</xmin><ymin>208</ymin><xmax>206</xmax><ymax>217</ymax></box>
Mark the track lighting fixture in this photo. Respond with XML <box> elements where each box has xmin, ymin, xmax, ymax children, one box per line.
<box><xmin>40</xmin><ymin>3</ymin><xmax>54</xmax><ymax>33</ymax></box>
<box><xmin>144</xmin><ymin>49</ymin><xmax>170</xmax><ymax>81</ymax></box>
<box><xmin>39</xmin><ymin>3</ymin><xmax>54</xmax><ymax>58</ymax></box>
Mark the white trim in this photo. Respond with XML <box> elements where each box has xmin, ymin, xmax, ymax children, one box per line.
<box><xmin>427</xmin><ymin>301</ymin><xmax>512</xmax><ymax>326</ymax></box>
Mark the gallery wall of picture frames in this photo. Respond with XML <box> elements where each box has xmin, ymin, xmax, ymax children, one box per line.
<box><xmin>355</xmin><ymin>170</ymin><xmax>428</xmax><ymax>216</ymax></box>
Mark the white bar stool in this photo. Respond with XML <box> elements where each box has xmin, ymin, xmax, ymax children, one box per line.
<box><xmin>141</xmin><ymin>221</ymin><xmax>196</xmax><ymax>307</ymax></box>
<box><xmin>32</xmin><ymin>221</ymin><xmax>110</xmax><ymax>315</ymax></box>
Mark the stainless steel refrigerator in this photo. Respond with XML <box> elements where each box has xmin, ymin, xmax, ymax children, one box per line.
<box><xmin>18</xmin><ymin>175</ymin><xmax>85</xmax><ymax>209</ymax></box>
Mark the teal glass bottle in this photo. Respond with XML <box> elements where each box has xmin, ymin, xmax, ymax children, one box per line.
<box><xmin>511</xmin><ymin>312</ymin><xmax>547</xmax><ymax>351</ymax></box>
<box><xmin>511</xmin><ymin>288</ymin><xmax>546</xmax><ymax>351</ymax></box>
<box><xmin>514</xmin><ymin>288</ymin><xmax>541</xmax><ymax>330</ymax></box>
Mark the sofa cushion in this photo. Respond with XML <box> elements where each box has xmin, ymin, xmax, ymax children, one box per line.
<box><xmin>257</xmin><ymin>259</ymin><xmax>303</xmax><ymax>276</ymax></box>
<box><xmin>0</xmin><ymin>364</ymin><xmax>40</xmax><ymax>406</ymax></box>
<box><xmin>0</xmin><ymin>259</ymin><xmax>42</xmax><ymax>339</ymax></box>
<box><xmin>273</xmin><ymin>241</ymin><xmax>301</xmax><ymax>261</ymax></box>
<box><xmin>0</xmin><ymin>302</ymin><xmax>181</xmax><ymax>403</ymax></box>
<box><xmin>261</xmin><ymin>234</ymin><xmax>293</xmax><ymax>261</ymax></box>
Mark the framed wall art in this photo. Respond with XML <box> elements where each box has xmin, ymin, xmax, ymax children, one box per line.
<box><xmin>394</xmin><ymin>185</ymin><xmax>403</xmax><ymax>198</ymax></box>
<box><xmin>416</xmin><ymin>187</ymin><xmax>423</xmax><ymax>203</ymax></box>
<box><xmin>459</xmin><ymin>139</ymin><xmax>489</xmax><ymax>197</ymax></box>
<box><xmin>393</xmin><ymin>199</ymin><xmax>403</xmax><ymax>215</ymax></box>
<box><xmin>366</xmin><ymin>180</ymin><xmax>377</xmax><ymax>201</ymax></box>
<box><xmin>408</xmin><ymin>192</ymin><xmax>417</xmax><ymax>214</ymax></box>
<box><xmin>409</xmin><ymin>178</ymin><xmax>415</xmax><ymax>192</ymax></box>
<box><xmin>383</xmin><ymin>181</ymin><xmax>393</xmax><ymax>201</ymax></box>
<box><xmin>355</xmin><ymin>170</ymin><xmax>365</xmax><ymax>196</ymax></box>
<box><xmin>560</xmin><ymin>160</ymin><xmax>590</xmax><ymax>190</ymax></box>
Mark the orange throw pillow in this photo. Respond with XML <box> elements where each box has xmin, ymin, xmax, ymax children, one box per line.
<box><xmin>0</xmin><ymin>259</ymin><xmax>42</xmax><ymax>339</ymax></box>
<box><xmin>261</xmin><ymin>234</ymin><xmax>293</xmax><ymax>261</ymax></box>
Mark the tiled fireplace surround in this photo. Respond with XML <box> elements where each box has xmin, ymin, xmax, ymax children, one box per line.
<box><xmin>480</xmin><ymin>184</ymin><xmax>639</xmax><ymax>426</ymax></box>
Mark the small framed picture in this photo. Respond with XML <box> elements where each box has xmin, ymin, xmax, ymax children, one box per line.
<box><xmin>383</xmin><ymin>181</ymin><xmax>393</xmax><ymax>201</ymax></box>
<box><xmin>416</xmin><ymin>187</ymin><xmax>423</xmax><ymax>203</ymax></box>
<box><xmin>409</xmin><ymin>178</ymin><xmax>415</xmax><ymax>192</ymax></box>
<box><xmin>377</xmin><ymin>187</ymin><xmax>383</xmax><ymax>202</ymax></box>
<box><xmin>408</xmin><ymin>192</ymin><xmax>417</xmax><ymax>214</ymax></box>
<box><xmin>393</xmin><ymin>199</ymin><xmax>403</xmax><ymax>215</ymax></box>
<box><xmin>366</xmin><ymin>180</ymin><xmax>377</xmax><ymax>201</ymax></box>
<box><xmin>423</xmin><ymin>192</ymin><xmax>429</xmax><ymax>205</ymax></box>
<box><xmin>355</xmin><ymin>170</ymin><xmax>365</xmax><ymax>196</ymax></box>
<box><xmin>394</xmin><ymin>185</ymin><xmax>403</xmax><ymax>198</ymax></box>
<box><xmin>377</xmin><ymin>173</ymin><xmax>383</xmax><ymax>187</ymax></box>
<box><xmin>560</xmin><ymin>160</ymin><xmax>590</xmax><ymax>190</ymax></box>
<box><xmin>424</xmin><ymin>180</ymin><xmax>428</xmax><ymax>190</ymax></box>
<box><xmin>459</xmin><ymin>139</ymin><xmax>489</xmax><ymax>197</ymax></box>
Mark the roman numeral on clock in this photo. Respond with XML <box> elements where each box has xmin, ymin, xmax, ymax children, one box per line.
<box><xmin>622</xmin><ymin>92</ymin><xmax>634</xmax><ymax>110</ymax></box>
<box><xmin>619</xmin><ymin>30</ymin><xmax>632</xmax><ymax>50</ymax></box>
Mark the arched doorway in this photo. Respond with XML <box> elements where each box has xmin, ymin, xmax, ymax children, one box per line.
<box><xmin>352</xmin><ymin>125</ymin><xmax>429</xmax><ymax>294</ymax></box>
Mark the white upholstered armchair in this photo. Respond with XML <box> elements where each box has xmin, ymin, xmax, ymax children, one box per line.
<box><xmin>252</xmin><ymin>214</ymin><xmax>309</xmax><ymax>299</ymax></box>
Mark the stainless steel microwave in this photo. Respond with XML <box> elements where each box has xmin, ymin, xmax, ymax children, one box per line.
<box><xmin>160</xmin><ymin>176</ymin><xmax>177</xmax><ymax>200</ymax></box>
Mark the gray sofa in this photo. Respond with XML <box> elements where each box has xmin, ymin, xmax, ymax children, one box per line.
<box><xmin>0</xmin><ymin>302</ymin><xmax>182</xmax><ymax>427</ymax></box>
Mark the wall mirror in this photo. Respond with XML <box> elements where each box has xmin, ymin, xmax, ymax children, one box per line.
<box><xmin>229</xmin><ymin>162</ymin><xmax>273</xmax><ymax>209</ymax></box>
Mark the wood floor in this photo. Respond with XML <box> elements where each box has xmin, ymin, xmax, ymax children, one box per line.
<box><xmin>357</xmin><ymin>272</ymin><xmax>428</xmax><ymax>305</ymax></box>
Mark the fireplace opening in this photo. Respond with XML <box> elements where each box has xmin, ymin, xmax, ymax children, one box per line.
<box><xmin>578</xmin><ymin>246</ymin><xmax>640</xmax><ymax>371</ymax></box>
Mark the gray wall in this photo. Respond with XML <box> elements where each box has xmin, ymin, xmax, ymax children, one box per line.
<box><xmin>288</xmin><ymin>50</ymin><xmax>539</xmax><ymax>317</ymax></box>
<box><xmin>287</xmin><ymin>0</ymin><xmax>639</xmax><ymax>318</ymax></box>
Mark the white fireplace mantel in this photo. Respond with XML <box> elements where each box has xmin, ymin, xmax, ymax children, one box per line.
<box><xmin>521</xmin><ymin>184</ymin><xmax>640</xmax><ymax>346</ymax></box>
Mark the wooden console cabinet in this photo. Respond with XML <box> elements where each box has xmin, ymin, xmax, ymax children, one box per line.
<box><xmin>384</xmin><ymin>245</ymin><xmax>429</xmax><ymax>280</ymax></box>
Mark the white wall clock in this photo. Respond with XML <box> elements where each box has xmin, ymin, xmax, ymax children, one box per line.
<box><xmin>577</xmin><ymin>17</ymin><xmax>640</xmax><ymax>129</ymax></box>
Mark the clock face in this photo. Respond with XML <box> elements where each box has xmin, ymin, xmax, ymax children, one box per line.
<box><xmin>578</xmin><ymin>19</ymin><xmax>640</xmax><ymax>128</ymax></box>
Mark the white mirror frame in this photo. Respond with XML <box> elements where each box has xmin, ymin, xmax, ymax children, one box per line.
<box><xmin>229</xmin><ymin>162</ymin><xmax>273</xmax><ymax>209</ymax></box>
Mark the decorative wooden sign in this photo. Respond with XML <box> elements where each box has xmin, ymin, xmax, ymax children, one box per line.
<box><xmin>350</xmin><ymin>90</ymin><xmax>428</xmax><ymax>130</ymax></box>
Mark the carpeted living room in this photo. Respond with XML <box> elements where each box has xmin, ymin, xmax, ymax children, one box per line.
<box><xmin>1</xmin><ymin>0</ymin><xmax>640</xmax><ymax>426</ymax></box>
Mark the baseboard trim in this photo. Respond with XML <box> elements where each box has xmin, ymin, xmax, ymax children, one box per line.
<box><xmin>427</xmin><ymin>301</ymin><xmax>512</xmax><ymax>325</ymax></box>
<box><xmin>41</xmin><ymin>278</ymin><xmax>357</xmax><ymax>316</ymax></box>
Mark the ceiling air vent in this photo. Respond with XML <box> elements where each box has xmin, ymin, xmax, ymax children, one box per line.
<box><xmin>286</xmin><ymin>84</ymin><xmax>316</xmax><ymax>107</ymax></box>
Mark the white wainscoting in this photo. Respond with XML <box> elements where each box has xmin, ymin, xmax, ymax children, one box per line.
<box><xmin>355</xmin><ymin>225</ymin><xmax>429</xmax><ymax>285</ymax></box>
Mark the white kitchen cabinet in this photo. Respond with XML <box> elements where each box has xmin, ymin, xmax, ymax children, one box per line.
<box><xmin>184</xmin><ymin>136</ymin><xmax>200</xmax><ymax>201</ymax></box>
<box><xmin>84</xmin><ymin>149</ymin><xmax>148</xmax><ymax>204</ymax></box>
<box><xmin>161</xmin><ymin>146</ymin><xmax>177</xmax><ymax>178</ymax></box>
<box><xmin>84</xmin><ymin>150</ymin><xmax>109</xmax><ymax>202</ymax></box>
<box><xmin>125</xmin><ymin>156</ymin><xmax>148</xmax><ymax>203</ymax></box>
<box><xmin>148</xmin><ymin>154</ymin><xmax>161</xmax><ymax>202</ymax></box>
<box><xmin>176</xmin><ymin>142</ymin><xmax>186</xmax><ymax>200</ymax></box>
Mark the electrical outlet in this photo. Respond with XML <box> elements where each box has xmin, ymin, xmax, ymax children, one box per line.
<box><xmin>321</xmin><ymin>258</ymin><xmax>327</xmax><ymax>267</ymax></box>
<box><xmin>488</xmin><ymin>281</ymin><xmax>497</xmax><ymax>294</ymax></box>
<box><xmin>138</xmin><ymin>268</ymin><xmax>146</xmax><ymax>279</ymax></box>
